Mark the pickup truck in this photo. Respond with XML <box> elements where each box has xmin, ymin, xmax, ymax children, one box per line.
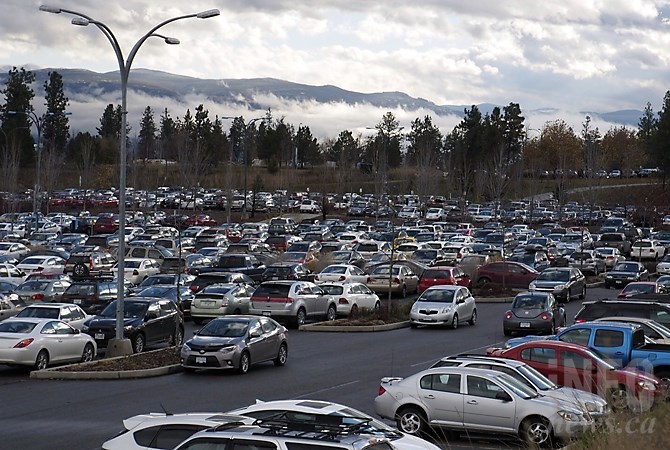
<box><xmin>190</xmin><ymin>253</ymin><xmax>266</xmax><ymax>282</ymax></box>
<box><xmin>498</xmin><ymin>322</ymin><xmax>670</xmax><ymax>382</ymax></box>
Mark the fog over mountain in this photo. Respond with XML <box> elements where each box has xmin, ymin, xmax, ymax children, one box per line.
<box><xmin>0</xmin><ymin>67</ymin><xmax>643</xmax><ymax>139</ymax></box>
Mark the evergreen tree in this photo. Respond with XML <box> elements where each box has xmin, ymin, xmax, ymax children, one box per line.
<box><xmin>42</xmin><ymin>71</ymin><xmax>70</xmax><ymax>153</ymax></box>
<box><xmin>137</xmin><ymin>106</ymin><xmax>157</xmax><ymax>160</ymax></box>
<box><xmin>1</xmin><ymin>67</ymin><xmax>36</xmax><ymax>167</ymax></box>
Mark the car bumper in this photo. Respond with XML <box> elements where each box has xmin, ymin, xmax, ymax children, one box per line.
<box><xmin>0</xmin><ymin>348</ymin><xmax>38</xmax><ymax>367</ymax></box>
<box><xmin>503</xmin><ymin>319</ymin><xmax>553</xmax><ymax>334</ymax></box>
<box><xmin>180</xmin><ymin>350</ymin><xmax>240</xmax><ymax>370</ymax></box>
<box><xmin>410</xmin><ymin>312</ymin><xmax>455</xmax><ymax>326</ymax></box>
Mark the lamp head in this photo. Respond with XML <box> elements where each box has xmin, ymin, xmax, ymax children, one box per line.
<box><xmin>71</xmin><ymin>17</ymin><xmax>90</xmax><ymax>26</ymax></box>
<box><xmin>196</xmin><ymin>9</ymin><xmax>220</xmax><ymax>19</ymax></box>
<box><xmin>39</xmin><ymin>5</ymin><xmax>61</xmax><ymax>13</ymax></box>
<box><xmin>164</xmin><ymin>37</ymin><xmax>180</xmax><ymax>45</ymax></box>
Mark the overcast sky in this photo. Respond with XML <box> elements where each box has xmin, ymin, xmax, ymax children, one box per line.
<box><xmin>1</xmin><ymin>0</ymin><xmax>670</xmax><ymax>138</ymax></box>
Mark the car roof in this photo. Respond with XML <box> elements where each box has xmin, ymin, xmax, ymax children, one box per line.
<box><xmin>423</xmin><ymin>284</ymin><xmax>462</xmax><ymax>291</ymax></box>
<box><xmin>122</xmin><ymin>412</ymin><xmax>253</xmax><ymax>431</ymax></box>
<box><xmin>229</xmin><ymin>399</ymin><xmax>352</xmax><ymax>415</ymax></box>
<box><xmin>436</xmin><ymin>354</ymin><xmax>526</xmax><ymax>368</ymax></box>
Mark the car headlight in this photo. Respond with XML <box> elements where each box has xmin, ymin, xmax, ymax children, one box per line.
<box><xmin>441</xmin><ymin>306</ymin><xmax>453</xmax><ymax>314</ymax></box>
<box><xmin>219</xmin><ymin>345</ymin><xmax>236</xmax><ymax>353</ymax></box>
<box><xmin>124</xmin><ymin>325</ymin><xmax>134</xmax><ymax>331</ymax></box>
<box><xmin>529</xmin><ymin>282</ymin><xmax>537</xmax><ymax>290</ymax></box>
<box><xmin>605</xmin><ymin>274</ymin><xmax>612</xmax><ymax>279</ymax></box>
<box><xmin>181</xmin><ymin>343</ymin><xmax>191</xmax><ymax>352</ymax></box>
<box><xmin>638</xmin><ymin>380</ymin><xmax>656</xmax><ymax>391</ymax></box>
<box><xmin>558</xmin><ymin>410</ymin><xmax>584</xmax><ymax>422</ymax></box>
<box><xmin>584</xmin><ymin>401</ymin><xmax>599</xmax><ymax>413</ymax></box>
<box><xmin>81</xmin><ymin>325</ymin><xmax>89</xmax><ymax>333</ymax></box>
<box><xmin>553</xmin><ymin>284</ymin><xmax>566</xmax><ymax>291</ymax></box>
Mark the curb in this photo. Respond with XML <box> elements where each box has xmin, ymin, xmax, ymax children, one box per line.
<box><xmin>299</xmin><ymin>321</ymin><xmax>410</xmax><ymax>332</ymax></box>
<box><xmin>31</xmin><ymin>364</ymin><xmax>183</xmax><ymax>380</ymax></box>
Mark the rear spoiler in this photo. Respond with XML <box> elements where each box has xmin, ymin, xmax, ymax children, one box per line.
<box><xmin>380</xmin><ymin>377</ymin><xmax>404</xmax><ymax>384</ymax></box>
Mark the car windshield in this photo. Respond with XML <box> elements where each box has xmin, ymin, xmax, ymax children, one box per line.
<box><xmin>65</xmin><ymin>284</ymin><xmax>96</xmax><ymax>296</ymax></box>
<box><xmin>138</xmin><ymin>286</ymin><xmax>173</xmax><ymax>297</ymax></box>
<box><xmin>621</xmin><ymin>283</ymin><xmax>655</xmax><ymax>294</ymax></box>
<box><xmin>495</xmin><ymin>373</ymin><xmax>538</xmax><ymax>399</ymax></box>
<box><xmin>372</xmin><ymin>266</ymin><xmax>399</xmax><ymax>276</ymax></box>
<box><xmin>561</xmin><ymin>234</ymin><xmax>582</xmax><ymax>243</ymax></box>
<box><xmin>537</xmin><ymin>270</ymin><xmax>569</xmax><ymax>282</ymax></box>
<box><xmin>20</xmin><ymin>257</ymin><xmax>46</xmax><ymax>265</ymax></box>
<box><xmin>201</xmin><ymin>285</ymin><xmax>234</xmax><ymax>295</ymax></box>
<box><xmin>417</xmin><ymin>289</ymin><xmax>455</xmax><ymax>303</ymax></box>
<box><xmin>17</xmin><ymin>307</ymin><xmax>60</xmax><ymax>319</ymax></box>
<box><xmin>512</xmin><ymin>295</ymin><xmax>546</xmax><ymax>309</ymax></box>
<box><xmin>517</xmin><ymin>365</ymin><xmax>557</xmax><ymax>390</ymax></box>
<box><xmin>613</xmin><ymin>263</ymin><xmax>639</xmax><ymax>272</ymax></box>
<box><xmin>17</xmin><ymin>281</ymin><xmax>50</xmax><ymax>291</ymax></box>
<box><xmin>0</xmin><ymin>321</ymin><xmax>37</xmax><ymax>333</ymax></box>
<box><xmin>414</xmin><ymin>250</ymin><xmax>437</xmax><ymax>259</ymax></box>
<box><xmin>322</xmin><ymin>266</ymin><xmax>347</xmax><ymax>274</ymax></box>
<box><xmin>199</xmin><ymin>319</ymin><xmax>249</xmax><ymax>337</ymax></box>
<box><xmin>100</xmin><ymin>301</ymin><xmax>148</xmax><ymax>319</ymax></box>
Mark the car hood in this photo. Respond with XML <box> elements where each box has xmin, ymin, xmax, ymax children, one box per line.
<box><xmin>512</xmin><ymin>308</ymin><xmax>546</xmax><ymax>319</ymax></box>
<box><xmin>413</xmin><ymin>301</ymin><xmax>455</xmax><ymax>310</ymax></box>
<box><xmin>187</xmin><ymin>335</ymin><xmax>244</xmax><ymax>347</ymax></box>
<box><xmin>545</xmin><ymin>387</ymin><xmax>607</xmax><ymax>409</ymax></box>
<box><xmin>608</xmin><ymin>270</ymin><xmax>636</xmax><ymax>277</ymax></box>
<box><xmin>616</xmin><ymin>366</ymin><xmax>660</xmax><ymax>385</ymax></box>
<box><xmin>527</xmin><ymin>393</ymin><xmax>585</xmax><ymax>413</ymax></box>
<box><xmin>532</xmin><ymin>280</ymin><xmax>568</xmax><ymax>288</ymax></box>
<box><xmin>88</xmin><ymin>317</ymin><xmax>142</xmax><ymax>327</ymax></box>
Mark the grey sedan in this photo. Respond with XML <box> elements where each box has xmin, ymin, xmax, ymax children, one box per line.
<box><xmin>181</xmin><ymin>315</ymin><xmax>288</xmax><ymax>374</ymax></box>
<box><xmin>503</xmin><ymin>292</ymin><xmax>566</xmax><ymax>336</ymax></box>
<box><xmin>528</xmin><ymin>267</ymin><xmax>586</xmax><ymax>302</ymax></box>
<box><xmin>409</xmin><ymin>285</ymin><xmax>477</xmax><ymax>329</ymax></box>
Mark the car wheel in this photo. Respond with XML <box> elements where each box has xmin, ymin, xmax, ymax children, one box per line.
<box><xmin>468</xmin><ymin>309</ymin><xmax>477</xmax><ymax>326</ymax></box>
<box><xmin>410</xmin><ymin>323</ymin><xmax>418</xmax><ymax>329</ymax></box>
<box><xmin>608</xmin><ymin>385</ymin><xmax>632</xmax><ymax>411</ymax></box>
<box><xmin>520</xmin><ymin>416</ymin><xmax>552</xmax><ymax>447</ymax></box>
<box><xmin>350</xmin><ymin>304</ymin><xmax>359</xmax><ymax>316</ymax></box>
<box><xmin>172</xmin><ymin>327</ymin><xmax>184</xmax><ymax>346</ymax></box>
<box><xmin>374</xmin><ymin>301</ymin><xmax>380</xmax><ymax>311</ymax></box>
<box><xmin>477</xmin><ymin>277</ymin><xmax>491</xmax><ymax>287</ymax></box>
<box><xmin>295</xmin><ymin>308</ymin><xmax>307</xmax><ymax>328</ymax></box>
<box><xmin>503</xmin><ymin>328</ymin><xmax>512</xmax><ymax>337</ymax></box>
<box><xmin>132</xmin><ymin>334</ymin><xmax>145</xmax><ymax>353</ymax></box>
<box><xmin>73</xmin><ymin>263</ymin><xmax>89</xmax><ymax>278</ymax></box>
<box><xmin>34</xmin><ymin>350</ymin><xmax>49</xmax><ymax>371</ymax></box>
<box><xmin>81</xmin><ymin>343</ymin><xmax>94</xmax><ymax>363</ymax></box>
<box><xmin>451</xmin><ymin>313</ymin><xmax>459</xmax><ymax>330</ymax></box>
<box><xmin>580</xmin><ymin>285</ymin><xmax>586</xmax><ymax>300</ymax></box>
<box><xmin>232</xmin><ymin>308</ymin><xmax>241</xmax><ymax>315</ymax></box>
<box><xmin>237</xmin><ymin>351</ymin><xmax>250</xmax><ymax>374</ymax></box>
<box><xmin>273</xmin><ymin>343</ymin><xmax>288</xmax><ymax>366</ymax></box>
<box><xmin>396</xmin><ymin>407</ymin><xmax>427</xmax><ymax>436</ymax></box>
<box><xmin>326</xmin><ymin>304</ymin><xmax>337</xmax><ymax>321</ymax></box>
<box><xmin>192</xmin><ymin>317</ymin><xmax>204</xmax><ymax>325</ymax></box>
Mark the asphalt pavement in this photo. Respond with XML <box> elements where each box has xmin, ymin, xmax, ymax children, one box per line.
<box><xmin>0</xmin><ymin>287</ymin><xmax>611</xmax><ymax>450</ymax></box>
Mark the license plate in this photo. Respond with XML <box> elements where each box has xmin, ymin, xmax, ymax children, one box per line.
<box><xmin>614</xmin><ymin>280</ymin><xmax>623</xmax><ymax>284</ymax></box>
<box><xmin>520</xmin><ymin>322</ymin><xmax>531</xmax><ymax>328</ymax></box>
<box><xmin>196</xmin><ymin>356</ymin><xmax>207</xmax><ymax>364</ymax></box>
<box><xmin>262</xmin><ymin>311</ymin><xmax>272</xmax><ymax>316</ymax></box>
<box><xmin>73</xmin><ymin>299</ymin><xmax>82</xmax><ymax>305</ymax></box>
<box><xmin>200</xmin><ymin>300</ymin><xmax>214</xmax><ymax>306</ymax></box>
<box><xmin>95</xmin><ymin>333</ymin><xmax>105</xmax><ymax>340</ymax></box>
<box><xmin>271</xmin><ymin>277</ymin><xmax>278</xmax><ymax>280</ymax></box>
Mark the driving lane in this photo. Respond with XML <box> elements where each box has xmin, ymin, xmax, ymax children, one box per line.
<box><xmin>0</xmin><ymin>287</ymin><xmax>608</xmax><ymax>450</ymax></box>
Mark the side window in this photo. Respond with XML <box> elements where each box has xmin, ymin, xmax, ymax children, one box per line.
<box><xmin>562</xmin><ymin>350</ymin><xmax>593</xmax><ymax>370</ymax></box>
<box><xmin>147</xmin><ymin>304</ymin><xmax>160</xmax><ymax>318</ymax></box>
<box><xmin>260</xmin><ymin>318</ymin><xmax>276</xmax><ymax>333</ymax></box>
<box><xmin>70</xmin><ymin>307</ymin><xmax>85</xmax><ymax>320</ymax></box>
<box><xmin>231</xmin><ymin>440</ymin><xmax>278</xmax><ymax>450</ymax></box>
<box><xmin>40</xmin><ymin>321</ymin><xmax>58</xmax><ymax>334</ymax></box>
<box><xmin>134</xmin><ymin>425</ymin><xmax>208</xmax><ymax>449</ymax></box>
<box><xmin>466</xmin><ymin>375</ymin><xmax>506</xmax><ymax>399</ymax></box>
<box><xmin>559</xmin><ymin>328</ymin><xmax>592</xmax><ymax>346</ymax></box>
<box><xmin>520</xmin><ymin>347</ymin><xmax>557</xmax><ymax>365</ymax></box>
<box><xmin>131</xmin><ymin>248</ymin><xmax>145</xmax><ymax>258</ymax></box>
<box><xmin>420</xmin><ymin>374</ymin><xmax>461</xmax><ymax>393</ymax></box>
<box><xmin>594</xmin><ymin>329</ymin><xmax>624</xmax><ymax>347</ymax></box>
<box><xmin>60</xmin><ymin>308</ymin><xmax>73</xmax><ymax>320</ymax></box>
<box><xmin>53</xmin><ymin>321</ymin><xmax>74</xmax><ymax>335</ymax></box>
<box><xmin>248</xmin><ymin>320</ymin><xmax>262</xmax><ymax>336</ymax></box>
<box><xmin>159</xmin><ymin>301</ymin><xmax>174</xmax><ymax>317</ymax></box>
<box><xmin>148</xmin><ymin>250</ymin><xmax>162</xmax><ymax>260</ymax></box>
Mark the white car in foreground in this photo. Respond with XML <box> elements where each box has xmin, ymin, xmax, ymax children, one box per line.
<box><xmin>631</xmin><ymin>239</ymin><xmax>666</xmax><ymax>259</ymax></box>
<box><xmin>17</xmin><ymin>255</ymin><xmax>65</xmax><ymax>276</ymax></box>
<box><xmin>318</xmin><ymin>282</ymin><xmax>380</xmax><ymax>316</ymax></box>
<box><xmin>0</xmin><ymin>317</ymin><xmax>96</xmax><ymax>370</ymax></box>
<box><xmin>227</xmin><ymin>399</ymin><xmax>442</xmax><ymax>450</ymax></box>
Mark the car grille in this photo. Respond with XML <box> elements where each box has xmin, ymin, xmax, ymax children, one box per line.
<box><xmin>419</xmin><ymin>309</ymin><xmax>439</xmax><ymax>315</ymax></box>
<box><xmin>185</xmin><ymin>355</ymin><xmax>222</xmax><ymax>367</ymax></box>
<box><xmin>187</xmin><ymin>343</ymin><xmax>228</xmax><ymax>352</ymax></box>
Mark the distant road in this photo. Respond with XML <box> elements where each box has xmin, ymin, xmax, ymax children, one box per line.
<box><xmin>523</xmin><ymin>181</ymin><xmax>662</xmax><ymax>202</ymax></box>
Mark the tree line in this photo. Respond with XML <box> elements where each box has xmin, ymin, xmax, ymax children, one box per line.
<box><xmin>2</xmin><ymin>66</ymin><xmax>670</xmax><ymax>202</ymax></box>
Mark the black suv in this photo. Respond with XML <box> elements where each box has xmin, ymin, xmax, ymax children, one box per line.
<box><xmin>574</xmin><ymin>299</ymin><xmax>670</xmax><ymax>329</ymax></box>
<box><xmin>83</xmin><ymin>297</ymin><xmax>184</xmax><ymax>353</ymax></box>
<box><xmin>60</xmin><ymin>279</ymin><xmax>124</xmax><ymax>315</ymax></box>
<box><xmin>64</xmin><ymin>251</ymin><xmax>116</xmax><ymax>279</ymax></box>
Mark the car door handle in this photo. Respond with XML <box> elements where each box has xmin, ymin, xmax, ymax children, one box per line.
<box><xmin>467</xmin><ymin>400</ymin><xmax>478</xmax><ymax>405</ymax></box>
<box><xmin>424</xmin><ymin>394</ymin><xmax>435</xmax><ymax>399</ymax></box>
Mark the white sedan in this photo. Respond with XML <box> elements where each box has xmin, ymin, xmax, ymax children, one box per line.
<box><xmin>0</xmin><ymin>317</ymin><xmax>96</xmax><ymax>370</ymax></box>
<box><xmin>319</xmin><ymin>282</ymin><xmax>380</xmax><ymax>316</ymax></box>
<box><xmin>314</xmin><ymin>264</ymin><xmax>369</xmax><ymax>283</ymax></box>
<box><xmin>631</xmin><ymin>239</ymin><xmax>666</xmax><ymax>259</ymax></box>
<box><xmin>15</xmin><ymin>303</ymin><xmax>91</xmax><ymax>330</ymax></box>
<box><xmin>112</xmin><ymin>258</ymin><xmax>162</xmax><ymax>285</ymax></box>
<box><xmin>17</xmin><ymin>255</ymin><xmax>65</xmax><ymax>276</ymax></box>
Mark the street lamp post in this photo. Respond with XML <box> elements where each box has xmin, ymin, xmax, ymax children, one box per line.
<box><xmin>40</xmin><ymin>4</ymin><xmax>220</xmax><ymax>355</ymax></box>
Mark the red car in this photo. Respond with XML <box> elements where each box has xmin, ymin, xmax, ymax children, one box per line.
<box><xmin>418</xmin><ymin>266</ymin><xmax>470</xmax><ymax>293</ymax></box>
<box><xmin>474</xmin><ymin>261</ymin><xmax>539</xmax><ymax>288</ymax></box>
<box><xmin>92</xmin><ymin>214</ymin><xmax>119</xmax><ymax>234</ymax></box>
<box><xmin>185</xmin><ymin>214</ymin><xmax>217</xmax><ymax>227</ymax></box>
<box><xmin>489</xmin><ymin>340</ymin><xmax>664</xmax><ymax>410</ymax></box>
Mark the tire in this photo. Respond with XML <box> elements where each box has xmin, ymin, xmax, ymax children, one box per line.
<box><xmin>273</xmin><ymin>343</ymin><xmax>288</xmax><ymax>366</ymax></box>
<box><xmin>73</xmin><ymin>263</ymin><xmax>89</xmax><ymax>278</ymax></box>
<box><xmin>373</xmin><ymin>301</ymin><xmax>380</xmax><ymax>311</ymax></box>
<box><xmin>326</xmin><ymin>304</ymin><xmax>337</xmax><ymax>321</ymax></box>
<box><xmin>232</xmin><ymin>308</ymin><xmax>241</xmax><ymax>315</ymax></box>
<box><xmin>503</xmin><ymin>328</ymin><xmax>512</xmax><ymax>337</ymax></box>
<box><xmin>396</xmin><ymin>407</ymin><xmax>427</xmax><ymax>436</ymax></box>
<box><xmin>468</xmin><ymin>309</ymin><xmax>477</xmax><ymax>326</ymax></box>
<box><xmin>520</xmin><ymin>416</ymin><xmax>553</xmax><ymax>447</ymax></box>
<box><xmin>132</xmin><ymin>333</ymin><xmax>145</xmax><ymax>353</ymax></box>
<box><xmin>350</xmin><ymin>304</ymin><xmax>359</xmax><ymax>316</ymax></box>
<box><xmin>237</xmin><ymin>351</ymin><xmax>250</xmax><ymax>374</ymax></box>
<box><xmin>192</xmin><ymin>317</ymin><xmax>204</xmax><ymax>325</ymax></box>
<box><xmin>295</xmin><ymin>308</ymin><xmax>307</xmax><ymax>328</ymax></box>
<box><xmin>34</xmin><ymin>350</ymin><xmax>49</xmax><ymax>370</ymax></box>
<box><xmin>477</xmin><ymin>277</ymin><xmax>491</xmax><ymax>287</ymax></box>
<box><xmin>450</xmin><ymin>313</ymin><xmax>459</xmax><ymax>330</ymax></box>
<box><xmin>579</xmin><ymin>285</ymin><xmax>586</xmax><ymax>300</ymax></box>
<box><xmin>608</xmin><ymin>386</ymin><xmax>631</xmax><ymax>411</ymax></box>
<box><xmin>81</xmin><ymin>343</ymin><xmax>94</xmax><ymax>363</ymax></box>
<box><xmin>172</xmin><ymin>327</ymin><xmax>184</xmax><ymax>346</ymax></box>
<box><xmin>410</xmin><ymin>323</ymin><xmax>418</xmax><ymax>329</ymax></box>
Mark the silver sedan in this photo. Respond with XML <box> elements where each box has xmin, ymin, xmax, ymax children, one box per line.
<box><xmin>409</xmin><ymin>285</ymin><xmax>477</xmax><ymax>329</ymax></box>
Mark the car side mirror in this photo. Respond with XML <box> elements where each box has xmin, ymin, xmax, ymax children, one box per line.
<box><xmin>495</xmin><ymin>391</ymin><xmax>512</xmax><ymax>402</ymax></box>
<box><xmin>145</xmin><ymin>313</ymin><xmax>158</xmax><ymax>321</ymax></box>
<box><xmin>74</xmin><ymin>328</ymin><xmax>80</xmax><ymax>334</ymax></box>
<box><xmin>249</xmin><ymin>329</ymin><xmax>262</xmax><ymax>338</ymax></box>
<box><xmin>457</xmin><ymin>297</ymin><xmax>465</xmax><ymax>304</ymax></box>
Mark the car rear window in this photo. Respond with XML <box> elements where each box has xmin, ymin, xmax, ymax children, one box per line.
<box><xmin>253</xmin><ymin>284</ymin><xmax>291</xmax><ymax>298</ymax></box>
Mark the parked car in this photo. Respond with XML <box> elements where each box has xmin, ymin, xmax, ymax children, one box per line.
<box><xmin>430</xmin><ymin>354</ymin><xmax>609</xmax><ymax>420</ymax></box>
<box><xmin>568</xmin><ymin>250</ymin><xmax>606</xmax><ymax>275</ymax></box>
<box><xmin>594</xmin><ymin>316</ymin><xmax>670</xmax><ymax>345</ymax></box>
<box><xmin>630</xmin><ymin>239</ymin><xmax>666</xmax><ymax>259</ymax></box>
<box><xmin>487</xmin><ymin>339</ymin><xmax>664</xmax><ymax>411</ymax></box>
<box><xmin>83</xmin><ymin>297</ymin><xmax>184</xmax><ymax>353</ymax></box>
<box><xmin>249</xmin><ymin>280</ymin><xmax>338</xmax><ymax>327</ymax></box>
<box><xmin>314</xmin><ymin>264</ymin><xmax>368</xmax><ymax>283</ymax></box>
<box><xmin>366</xmin><ymin>264</ymin><xmax>419</xmax><ymax>298</ymax></box>
<box><xmin>618</xmin><ymin>281</ymin><xmax>667</xmax><ymax>298</ymax></box>
<box><xmin>181</xmin><ymin>315</ymin><xmax>287</xmax><ymax>374</ymax></box>
<box><xmin>595</xmin><ymin>247</ymin><xmax>625</xmax><ymax>269</ymax></box>
<box><xmin>64</xmin><ymin>251</ymin><xmax>115</xmax><ymax>279</ymax></box>
<box><xmin>15</xmin><ymin>303</ymin><xmax>90</xmax><ymax>330</ymax></box>
<box><xmin>604</xmin><ymin>261</ymin><xmax>650</xmax><ymax>289</ymax></box>
<box><xmin>0</xmin><ymin>296</ymin><xmax>26</xmax><ymax>321</ymax></box>
<box><xmin>0</xmin><ymin>263</ymin><xmax>27</xmax><ymax>284</ymax></box>
<box><xmin>133</xmin><ymin>284</ymin><xmax>194</xmax><ymax>317</ymax></box>
<box><xmin>14</xmin><ymin>278</ymin><xmax>71</xmax><ymax>304</ymax></box>
<box><xmin>475</xmin><ymin>261</ymin><xmax>539</xmax><ymax>288</ymax></box>
<box><xmin>318</xmin><ymin>282</ymin><xmax>380</xmax><ymax>316</ymax></box>
<box><xmin>503</xmin><ymin>291</ymin><xmax>566</xmax><ymax>336</ymax></box>
<box><xmin>374</xmin><ymin>366</ymin><xmax>592</xmax><ymax>446</ymax></box>
<box><xmin>575</xmin><ymin>300</ymin><xmax>670</xmax><ymax>329</ymax></box>
<box><xmin>528</xmin><ymin>267</ymin><xmax>586</xmax><ymax>302</ymax></box>
<box><xmin>656</xmin><ymin>254</ymin><xmax>670</xmax><ymax>275</ymax></box>
<box><xmin>409</xmin><ymin>285</ymin><xmax>476</xmax><ymax>329</ymax></box>
<box><xmin>60</xmin><ymin>279</ymin><xmax>122</xmax><ymax>315</ymax></box>
<box><xmin>188</xmin><ymin>272</ymin><xmax>255</xmax><ymax>294</ymax></box>
<box><xmin>111</xmin><ymin>258</ymin><xmax>161</xmax><ymax>285</ymax></box>
<box><xmin>418</xmin><ymin>266</ymin><xmax>470</xmax><ymax>293</ymax></box>
<box><xmin>261</xmin><ymin>262</ymin><xmax>314</xmax><ymax>282</ymax></box>
<box><xmin>0</xmin><ymin>317</ymin><xmax>96</xmax><ymax>370</ymax></box>
<box><xmin>190</xmin><ymin>283</ymin><xmax>255</xmax><ymax>324</ymax></box>
<box><xmin>17</xmin><ymin>255</ymin><xmax>65</xmax><ymax>276</ymax></box>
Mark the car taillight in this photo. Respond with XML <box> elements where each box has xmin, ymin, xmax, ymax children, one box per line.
<box><xmin>367</xmin><ymin>277</ymin><xmax>371</xmax><ymax>284</ymax></box>
<box><xmin>393</xmin><ymin>278</ymin><xmax>400</xmax><ymax>284</ymax></box>
<box><xmin>505</xmin><ymin>312</ymin><xmax>512</xmax><ymax>319</ymax></box>
<box><xmin>457</xmin><ymin>252</ymin><xmax>462</xmax><ymax>258</ymax></box>
<box><xmin>575</xmin><ymin>319</ymin><xmax>585</xmax><ymax>323</ymax></box>
<box><xmin>189</xmin><ymin>285</ymin><xmax>199</xmax><ymax>292</ymax></box>
<box><xmin>540</xmin><ymin>313</ymin><xmax>550</xmax><ymax>320</ymax></box>
<box><xmin>339</xmin><ymin>275</ymin><xmax>346</xmax><ymax>281</ymax></box>
<box><xmin>314</xmin><ymin>275</ymin><xmax>320</xmax><ymax>281</ymax></box>
<box><xmin>89</xmin><ymin>258</ymin><xmax>93</xmax><ymax>269</ymax></box>
<box><xmin>32</xmin><ymin>293</ymin><xmax>44</xmax><ymax>300</ymax></box>
<box><xmin>14</xmin><ymin>338</ymin><xmax>34</xmax><ymax>348</ymax></box>
<box><xmin>378</xmin><ymin>386</ymin><xmax>386</xmax><ymax>396</ymax></box>
<box><xmin>338</xmin><ymin>297</ymin><xmax>349</xmax><ymax>305</ymax></box>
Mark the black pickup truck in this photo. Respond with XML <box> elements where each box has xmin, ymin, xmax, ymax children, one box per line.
<box><xmin>190</xmin><ymin>253</ymin><xmax>266</xmax><ymax>282</ymax></box>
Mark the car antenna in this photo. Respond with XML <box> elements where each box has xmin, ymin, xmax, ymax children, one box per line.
<box><xmin>160</xmin><ymin>403</ymin><xmax>172</xmax><ymax>416</ymax></box>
